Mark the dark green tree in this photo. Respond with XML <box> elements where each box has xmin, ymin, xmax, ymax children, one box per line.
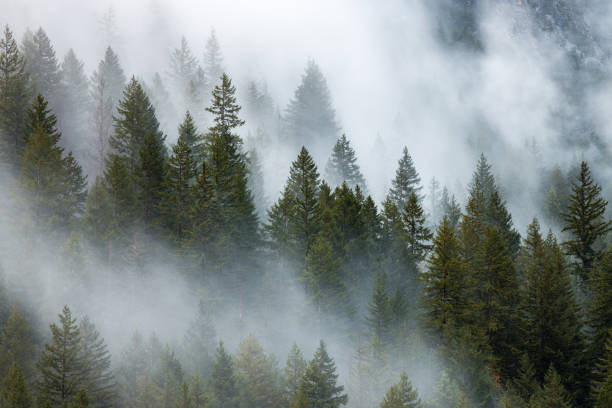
<box><xmin>283</xmin><ymin>344</ymin><xmax>307</xmax><ymax>406</ymax></box>
<box><xmin>325</xmin><ymin>134</ymin><xmax>366</xmax><ymax>191</ymax></box>
<box><xmin>402</xmin><ymin>192</ymin><xmax>433</xmax><ymax>261</ymax></box>
<box><xmin>0</xmin><ymin>303</ymin><xmax>35</xmax><ymax>381</ymax></box>
<box><xmin>379</xmin><ymin>373</ymin><xmax>421</xmax><ymax>408</ymax></box>
<box><xmin>1</xmin><ymin>363</ymin><xmax>31</xmax><ymax>408</ymax></box>
<box><xmin>71</xmin><ymin>388</ymin><xmax>90</xmax><ymax>408</ymax></box>
<box><xmin>562</xmin><ymin>161</ymin><xmax>612</xmax><ymax>285</ymax></box>
<box><xmin>134</xmin><ymin>131</ymin><xmax>166</xmax><ymax>232</ymax></box>
<box><xmin>529</xmin><ymin>365</ymin><xmax>573</xmax><ymax>408</ymax></box>
<box><xmin>366</xmin><ymin>272</ymin><xmax>392</xmax><ymax>345</ymax></box>
<box><xmin>388</xmin><ymin>147</ymin><xmax>422</xmax><ymax>210</ymax></box>
<box><xmin>37</xmin><ymin>306</ymin><xmax>83</xmax><ymax>408</ymax></box>
<box><xmin>264</xmin><ymin>184</ymin><xmax>296</xmax><ymax>261</ymax></box>
<box><xmin>209</xmin><ymin>342</ymin><xmax>237</xmax><ymax>408</ymax></box>
<box><xmin>590</xmin><ymin>249</ymin><xmax>612</xmax><ymax>387</ymax></box>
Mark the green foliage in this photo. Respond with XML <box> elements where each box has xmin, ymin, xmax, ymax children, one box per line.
<box><xmin>264</xmin><ymin>184</ymin><xmax>296</xmax><ymax>260</ymax></box>
<box><xmin>209</xmin><ymin>342</ymin><xmax>237</xmax><ymax>408</ymax></box>
<box><xmin>0</xmin><ymin>303</ymin><xmax>35</xmax><ymax>381</ymax></box>
<box><xmin>21</xmin><ymin>27</ymin><xmax>61</xmax><ymax>107</ymax></box>
<box><xmin>379</xmin><ymin>373</ymin><xmax>421</xmax><ymax>408</ymax></box>
<box><xmin>203</xmin><ymin>29</ymin><xmax>224</xmax><ymax>88</ymax></box>
<box><xmin>71</xmin><ymin>388</ymin><xmax>90</xmax><ymax>408</ymax></box>
<box><xmin>402</xmin><ymin>192</ymin><xmax>433</xmax><ymax>261</ymax></box>
<box><xmin>1</xmin><ymin>362</ymin><xmax>31</xmax><ymax>408</ymax></box>
<box><xmin>388</xmin><ymin>147</ymin><xmax>422</xmax><ymax>210</ymax></box>
<box><xmin>367</xmin><ymin>272</ymin><xmax>392</xmax><ymax>345</ymax></box>
<box><xmin>183</xmin><ymin>300</ymin><xmax>217</xmax><ymax>377</ymax></box>
<box><xmin>134</xmin><ymin>130</ymin><xmax>167</xmax><ymax>231</ymax></box>
<box><xmin>562</xmin><ymin>161</ymin><xmax>612</xmax><ymax>284</ymax></box>
<box><xmin>283</xmin><ymin>344</ymin><xmax>307</xmax><ymax>406</ymax></box>
<box><xmin>529</xmin><ymin>365</ymin><xmax>573</xmax><ymax>408</ymax></box>
<box><xmin>325</xmin><ymin>134</ymin><xmax>366</xmax><ymax>191</ymax></box>
<box><xmin>590</xmin><ymin>250</ymin><xmax>612</xmax><ymax>387</ymax></box>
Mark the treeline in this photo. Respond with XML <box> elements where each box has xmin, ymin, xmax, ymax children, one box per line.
<box><xmin>1</xmin><ymin>22</ymin><xmax>612</xmax><ymax>408</ymax></box>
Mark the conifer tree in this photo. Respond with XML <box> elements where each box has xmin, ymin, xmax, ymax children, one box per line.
<box><xmin>79</xmin><ymin>317</ymin><xmax>117</xmax><ymax>408</ymax></box>
<box><xmin>183</xmin><ymin>300</ymin><xmax>217</xmax><ymax>377</ymax></box>
<box><xmin>37</xmin><ymin>306</ymin><xmax>83</xmax><ymax>408</ymax></box>
<box><xmin>529</xmin><ymin>365</ymin><xmax>573</xmax><ymax>408</ymax></box>
<box><xmin>283</xmin><ymin>344</ymin><xmax>307</xmax><ymax>406</ymax></box>
<box><xmin>178</xmin><ymin>111</ymin><xmax>202</xmax><ymax>162</ymax></box>
<box><xmin>388</xmin><ymin>147</ymin><xmax>422</xmax><ymax>210</ymax></box>
<box><xmin>209</xmin><ymin>342</ymin><xmax>238</xmax><ymax>408</ymax></box>
<box><xmin>367</xmin><ymin>272</ymin><xmax>392</xmax><ymax>345</ymax></box>
<box><xmin>562</xmin><ymin>161</ymin><xmax>612</xmax><ymax>284</ymax></box>
<box><xmin>420</xmin><ymin>217</ymin><xmax>469</xmax><ymax>339</ymax></box>
<box><xmin>134</xmin><ymin>130</ymin><xmax>166</xmax><ymax>231</ymax></box>
<box><xmin>109</xmin><ymin>76</ymin><xmax>164</xmax><ymax>174</ymax></box>
<box><xmin>469</xmin><ymin>153</ymin><xmax>496</xmax><ymax>203</ymax></box>
<box><xmin>60</xmin><ymin>49</ymin><xmax>89</xmax><ymax>154</ymax></box>
<box><xmin>248</xmin><ymin>149</ymin><xmax>268</xmax><ymax>220</ymax></box>
<box><xmin>379</xmin><ymin>373</ymin><xmax>421</xmax><ymax>408</ymax></box>
<box><xmin>594</xmin><ymin>332</ymin><xmax>612</xmax><ymax>408</ymax></box>
<box><xmin>402</xmin><ymin>192</ymin><xmax>433</xmax><ymax>261</ymax></box>
<box><xmin>287</xmin><ymin>147</ymin><xmax>321</xmax><ymax>265</ymax></box>
<box><xmin>169</xmin><ymin>36</ymin><xmax>199</xmax><ymax>96</ymax></box>
<box><xmin>21</xmin><ymin>28</ymin><xmax>62</xmax><ymax>112</ymax></box>
<box><xmin>590</xmin><ymin>249</ymin><xmax>612</xmax><ymax>385</ymax></box>
<box><xmin>0</xmin><ymin>25</ymin><xmax>30</xmax><ymax>165</ymax></box>
<box><xmin>265</xmin><ymin>184</ymin><xmax>296</xmax><ymax>261</ymax></box>
<box><xmin>440</xmin><ymin>187</ymin><xmax>461</xmax><ymax>228</ymax></box>
<box><xmin>1</xmin><ymin>363</ymin><xmax>31</xmax><ymax>408</ymax></box>
<box><xmin>0</xmin><ymin>303</ymin><xmax>35</xmax><ymax>381</ymax></box>
<box><xmin>325</xmin><ymin>134</ymin><xmax>367</xmax><ymax>191</ymax></box>
<box><xmin>203</xmin><ymin>30</ymin><xmax>224</xmax><ymax>89</ymax></box>
<box><xmin>295</xmin><ymin>341</ymin><xmax>347</xmax><ymax>408</ymax></box>
<box><xmin>285</xmin><ymin>60</ymin><xmax>339</xmax><ymax>153</ymax></box>
<box><xmin>511</xmin><ymin>354</ymin><xmax>538</xmax><ymax>404</ymax></box>
<box><xmin>71</xmin><ymin>388</ymin><xmax>90</xmax><ymax>408</ymax></box>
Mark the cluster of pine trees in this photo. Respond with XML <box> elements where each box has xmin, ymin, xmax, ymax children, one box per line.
<box><xmin>1</xmin><ymin>22</ymin><xmax>612</xmax><ymax>408</ymax></box>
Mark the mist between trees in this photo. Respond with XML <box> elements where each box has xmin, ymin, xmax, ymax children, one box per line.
<box><xmin>2</xmin><ymin>1</ymin><xmax>612</xmax><ymax>407</ymax></box>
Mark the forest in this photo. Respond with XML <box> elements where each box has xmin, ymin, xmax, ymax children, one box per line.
<box><xmin>1</xmin><ymin>1</ymin><xmax>612</xmax><ymax>408</ymax></box>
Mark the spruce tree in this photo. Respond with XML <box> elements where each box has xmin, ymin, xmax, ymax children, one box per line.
<box><xmin>134</xmin><ymin>130</ymin><xmax>166</xmax><ymax>231</ymax></box>
<box><xmin>402</xmin><ymin>192</ymin><xmax>433</xmax><ymax>261</ymax></box>
<box><xmin>0</xmin><ymin>303</ymin><xmax>35</xmax><ymax>381</ymax></box>
<box><xmin>79</xmin><ymin>317</ymin><xmax>117</xmax><ymax>408</ymax></box>
<box><xmin>590</xmin><ymin>248</ymin><xmax>612</xmax><ymax>386</ymax></box>
<box><xmin>169</xmin><ymin>36</ymin><xmax>199</xmax><ymax>96</ymax></box>
<box><xmin>183</xmin><ymin>300</ymin><xmax>217</xmax><ymax>376</ymax></box>
<box><xmin>529</xmin><ymin>365</ymin><xmax>573</xmax><ymax>408</ymax></box>
<box><xmin>511</xmin><ymin>354</ymin><xmax>538</xmax><ymax>403</ymax></box>
<box><xmin>109</xmin><ymin>76</ymin><xmax>164</xmax><ymax>174</ymax></box>
<box><xmin>469</xmin><ymin>153</ymin><xmax>496</xmax><ymax>203</ymax></box>
<box><xmin>325</xmin><ymin>134</ymin><xmax>367</xmax><ymax>191</ymax></box>
<box><xmin>248</xmin><ymin>148</ymin><xmax>267</xmax><ymax>220</ymax></box>
<box><xmin>1</xmin><ymin>363</ymin><xmax>31</xmax><ymax>408</ymax></box>
<box><xmin>285</xmin><ymin>60</ymin><xmax>339</xmax><ymax>154</ymax></box>
<box><xmin>37</xmin><ymin>306</ymin><xmax>83</xmax><ymax>408</ymax></box>
<box><xmin>388</xmin><ymin>147</ymin><xmax>422</xmax><ymax>210</ymax></box>
<box><xmin>379</xmin><ymin>373</ymin><xmax>421</xmax><ymax>408</ymax></box>
<box><xmin>295</xmin><ymin>341</ymin><xmax>347</xmax><ymax>408</ymax></box>
<box><xmin>209</xmin><ymin>342</ymin><xmax>238</xmax><ymax>408</ymax></box>
<box><xmin>203</xmin><ymin>29</ymin><xmax>224</xmax><ymax>89</ymax></box>
<box><xmin>594</xmin><ymin>332</ymin><xmax>612</xmax><ymax>408</ymax></box>
<box><xmin>562</xmin><ymin>161</ymin><xmax>612</xmax><ymax>284</ymax></box>
<box><xmin>283</xmin><ymin>344</ymin><xmax>307</xmax><ymax>406</ymax></box>
<box><xmin>0</xmin><ymin>25</ymin><xmax>30</xmax><ymax>166</ymax></box>
<box><xmin>264</xmin><ymin>184</ymin><xmax>296</xmax><ymax>261</ymax></box>
<box><xmin>60</xmin><ymin>49</ymin><xmax>89</xmax><ymax>157</ymax></box>
<box><xmin>367</xmin><ymin>272</ymin><xmax>392</xmax><ymax>345</ymax></box>
<box><xmin>440</xmin><ymin>187</ymin><xmax>461</xmax><ymax>229</ymax></box>
<box><xmin>178</xmin><ymin>110</ymin><xmax>202</xmax><ymax>162</ymax></box>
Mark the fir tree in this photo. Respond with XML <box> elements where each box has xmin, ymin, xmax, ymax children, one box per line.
<box><xmin>594</xmin><ymin>332</ymin><xmax>612</xmax><ymax>408</ymax></box>
<box><xmin>440</xmin><ymin>187</ymin><xmax>461</xmax><ymax>229</ymax></box>
<box><xmin>388</xmin><ymin>147</ymin><xmax>422</xmax><ymax>210</ymax></box>
<box><xmin>469</xmin><ymin>153</ymin><xmax>496</xmax><ymax>203</ymax></box>
<box><xmin>134</xmin><ymin>130</ymin><xmax>166</xmax><ymax>231</ymax></box>
<box><xmin>285</xmin><ymin>60</ymin><xmax>339</xmax><ymax>154</ymax></box>
<box><xmin>562</xmin><ymin>161</ymin><xmax>612</xmax><ymax>284</ymax></box>
<box><xmin>295</xmin><ymin>341</ymin><xmax>347</xmax><ymax>408</ymax></box>
<box><xmin>1</xmin><ymin>363</ymin><xmax>32</xmax><ymax>408</ymax></box>
<box><xmin>178</xmin><ymin>110</ymin><xmax>202</xmax><ymax>162</ymax></box>
<box><xmin>529</xmin><ymin>365</ymin><xmax>573</xmax><ymax>408</ymax></box>
<box><xmin>203</xmin><ymin>29</ymin><xmax>224</xmax><ymax>89</ymax></box>
<box><xmin>264</xmin><ymin>184</ymin><xmax>296</xmax><ymax>261</ymax></box>
<box><xmin>109</xmin><ymin>76</ymin><xmax>164</xmax><ymax>174</ymax></box>
<box><xmin>183</xmin><ymin>300</ymin><xmax>217</xmax><ymax>377</ymax></box>
<box><xmin>169</xmin><ymin>36</ymin><xmax>199</xmax><ymax>96</ymax></box>
<box><xmin>0</xmin><ymin>303</ymin><xmax>35</xmax><ymax>381</ymax></box>
<box><xmin>402</xmin><ymin>192</ymin><xmax>433</xmax><ymax>261</ymax></box>
<box><xmin>60</xmin><ymin>49</ymin><xmax>89</xmax><ymax>155</ymax></box>
<box><xmin>0</xmin><ymin>25</ymin><xmax>30</xmax><ymax>165</ymax></box>
<box><xmin>325</xmin><ymin>134</ymin><xmax>367</xmax><ymax>191</ymax></box>
<box><xmin>590</xmin><ymin>249</ymin><xmax>612</xmax><ymax>386</ymax></box>
<box><xmin>511</xmin><ymin>354</ymin><xmax>538</xmax><ymax>404</ymax></box>
<box><xmin>37</xmin><ymin>306</ymin><xmax>83</xmax><ymax>408</ymax></box>
<box><xmin>379</xmin><ymin>373</ymin><xmax>421</xmax><ymax>408</ymax></box>
<box><xmin>209</xmin><ymin>342</ymin><xmax>238</xmax><ymax>408</ymax></box>
<box><xmin>79</xmin><ymin>317</ymin><xmax>117</xmax><ymax>408</ymax></box>
<box><xmin>71</xmin><ymin>388</ymin><xmax>90</xmax><ymax>408</ymax></box>
<box><xmin>283</xmin><ymin>344</ymin><xmax>307</xmax><ymax>406</ymax></box>
<box><xmin>367</xmin><ymin>272</ymin><xmax>392</xmax><ymax>345</ymax></box>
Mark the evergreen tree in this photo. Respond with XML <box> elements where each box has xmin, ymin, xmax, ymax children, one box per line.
<box><xmin>529</xmin><ymin>365</ymin><xmax>573</xmax><ymax>408</ymax></box>
<box><xmin>90</xmin><ymin>46</ymin><xmax>126</xmax><ymax>174</ymax></box>
<box><xmin>209</xmin><ymin>342</ymin><xmax>237</xmax><ymax>408</ymax></box>
<box><xmin>183</xmin><ymin>300</ymin><xmax>217</xmax><ymax>377</ymax></box>
<box><xmin>562</xmin><ymin>161</ymin><xmax>612</xmax><ymax>284</ymax></box>
<box><xmin>0</xmin><ymin>303</ymin><xmax>35</xmax><ymax>381</ymax></box>
<box><xmin>20</xmin><ymin>94</ymin><xmax>87</xmax><ymax>231</ymax></box>
<box><xmin>283</xmin><ymin>344</ymin><xmax>307</xmax><ymax>406</ymax></box>
<box><xmin>367</xmin><ymin>272</ymin><xmax>392</xmax><ymax>345</ymax></box>
<box><xmin>402</xmin><ymin>192</ymin><xmax>433</xmax><ymax>261</ymax></box>
<box><xmin>594</xmin><ymin>332</ymin><xmax>612</xmax><ymax>408</ymax></box>
<box><xmin>0</xmin><ymin>25</ymin><xmax>30</xmax><ymax>166</ymax></box>
<box><xmin>264</xmin><ymin>184</ymin><xmax>296</xmax><ymax>261</ymax></box>
<box><xmin>71</xmin><ymin>388</ymin><xmax>90</xmax><ymax>408</ymax></box>
<box><xmin>469</xmin><ymin>153</ymin><xmax>496</xmax><ymax>203</ymax></box>
<box><xmin>109</xmin><ymin>76</ymin><xmax>164</xmax><ymax>174</ymax></box>
<box><xmin>134</xmin><ymin>130</ymin><xmax>166</xmax><ymax>231</ymax></box>
<box><xmin>287</xmin><ymin>147</ymin><xmax>321</xmax><ymax>266</ymax></box>
<box><xmin>169</xmin><ymin>36</ymin><xmax>199</xmax><ymax>96</ymax></box>
<box><xmin>60</xmin><ymin>49</ymin><xmax>89</xmax><ymax>155</ymax></box>
<box><xmin>37</xmin><ymin>306</ymin><xmax>83</xmax><ymax>408</ymax></box>
<box><xmin>285</xmin><ymin>60</ymin><xmax>339</xmax><ymax>154</ymax></box>
<box><xmin>379</xmin><ymin>373</ymin><xmax>421</xmax><ymax>408</ymax></box>
<box><xmin>234</xmin><ymin>334</ymin><xmax>282</xmax><ymax>408</ymax></box>
<box><xmin>203</xmin><ymin>29</ymin><xmax>224</xmax><ymax>89</ymax></box>
<box><xmin>178</xmin><ymin>111</ymin><xmax>202</xmax><ymax>162</ymax></box>
<box><xmin>79</xmin><ymin>317</ymin><xmax>117</xmax><ymax>408</ymax></box>
<box><xmin>486</xmin><ymin>191</ymin><xmax>521</xmax><ymax>257</ymax></box>
<box><xmin>1</xmin><ymin>363</ymin><xmax>31</xmax><ymax>408</ymax></box>
<box><xmin>388</xmin><ymin>147</ymin><xmax>422</xmax><ymax>210</ymax></box>
<box><xmin>295</xmin><ymin>341</ymin><xmax>347</xmax><ymax>408</ymax></box>
<box><xmin>248</xmin><ymin>148</ymin><xmax>267</xmax><ymax>220</ymax></box>
<box><xmin>440</xmin><ymin>187</ymin><xmax>461</xmax><ymax>229</ymax></box>
<box><xmin>325</xmin><ymin>134</ymin><xmax>366</xmax><ymax>191</ymax></box>
<box><xmin>590</xmin><ymin>249</ymin><xmax>612</xmax><ymax>386</ymax></box>
<box><xmin>511</xmin><ymin>354</ymin><xmax>538</xmax><ymax>404</ymax></box>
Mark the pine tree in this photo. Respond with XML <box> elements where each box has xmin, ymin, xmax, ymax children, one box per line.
<box><xmin>287</xmin><ymin>147</ymin><xmax>321</xmax><ymax>266</ymax></box>
<box><xmin>71</xmin><ymin>388</ymin><xmax>90</xmax><ymax>408</ymax></box>
<box><xmin>0</xmin><ymin>25</ymin><xmax>30</xmax><ymax>166</ymax></box>
<box><xmin>420</xmin><ymin>217</ymin><xmax>469</xmax><ymax>339</ymax></box>
<box><xmin>469</xmin><ymin>154</ymin><xmax>496</xmax><ymax>203</ymax></box>
<box><xmin>79</xmin><ymin>317</ymin><xmax>117</xmax><ymax>408</ymax></box>
<box><xmin>440</xmin><ymin>187</ymin><xmax>461</xmax><ymax>229</ymax></box>
<box><xmin>109</xmin><ymin>76</ymin><xmax>164</xmax><ymax>174</ymax></box>
<box><xmin>283</xmin><ymin>344</ymin><xmax>307</xmax><ymax>406</ymax></box>
<box><xmin>169</xmin><ymin>36</ymin><xmax>199</xmax><ymax>96</ymax></box>
<box><xmin>178</xmin><ymin>110</ymin><xmax>202</xmax><ymax>162</ymax></box>
<box><xmin>325</xmin><ymin>134</ymin><xmax>367</xmax><ymax>191</ymax></box>
<box><xmin>1</xmin><ymin>363</ymin><xmax>32</xmax><ymax>408</ymax></box>
<box><xmin>388</xmin><ymin>147</ymin><xmax>422</xmax><ymax>210</ymax></box>
<box><xmin>234</xmin><ymin>334</ymin><xmax>282</xmax><ymax>408</ymax></box>
<box><xmin>511</xmin><ymin>354</ymin><xmax>538</xmax><ymax>403</ymax></box>
<box><xmin>0</xmin><ymin>303</ymin><xmax>35</xmax><ymax>381</ymax></box>
<box><xmin>90</xmin><ymin>46</ymin><xmax>126</xmax><ymax>174</ymax></box>
<box><xmin>529</xmin><ymin>365</ymin><xmax>573</xmax><ymax>408</ymax></box>
<box><xmin>295</xmin><ymin>341</ymin><xmax>347</xmax><ymax>408</ymax></box>
<box><xmin>594</xmin><ymin>332</ymin><xmax>612</xmax><ymax>408</ymax></box>
<box><xmin>133</xmin><ymin>129</ymin><xmax>166</xmax><ymax>231</ymax></box>
<box><xmin>562</xmin><ymin>161</ymin><xmax>612</xmax><ymax>284</ymax></box>
<box><xmin>264</xmin><ymin>185</ymin><xmax>296</xmax><ymax>261</ymax></box>
<box><xmin>285</xmin><ymin>60</ymin><xmax>339</xmax><ymax>154</ymax></box>
<box><xmin>590</xmin><ymin>249</ymin><xmax>612</xmax><ymax>386</ymax></box>
<box><xmin>37</xmin><ymin>306</ymin><xmax>83</xmax><ymax>408</ymax></box>
<box><xmin>486</xmin><ymin>191</ymin><xmax>521</xmax><ymax>257</ymax></box>
<box><xmin>366</xmin><ymin>272</ymin><xmax>392</xmax><ymax>345</ymax></box>
<box><xmin>183</xmin><ymin>300</ymin><xmax>217</xmax><ymax>377</ymax></box>
<box><xmin>203</xmin><ymin>29</ymin><xmax>224</xmax><ymax>89</ymax></box>
<box><xmin>20</xmin><ymin>94</ymin><xmax>87</xmax><ymax>231</ymax></box>
<box><xmin>209</xmin><ymin>342</ymin><xmax>237</xmax><ymax>408</ymax></box>
<box><xmin>402</xmin><ymin>192</ymin><xmax>433</xmax><ymax>261</ymax></box>
<box><xmin>60</xmin><ymin>49</ymin><xmax>89</xmax><ymax>156</ymax></box>
<box><xmin>379</xmin><ymin>373</ymin><xmax>421</xmax><ymax>408</ymax></box>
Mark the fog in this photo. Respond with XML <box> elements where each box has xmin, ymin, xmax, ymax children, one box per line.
<box><xmin>2</xmin><ymin>0</ymin><xmax>612</xmax><ymax>406</ymax></box>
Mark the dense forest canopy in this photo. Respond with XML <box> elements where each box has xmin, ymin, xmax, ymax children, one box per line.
<box><xmin>1</xmin><ymin>1</ymin><xmax>612</xmax><ymax>407</ymax></box>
